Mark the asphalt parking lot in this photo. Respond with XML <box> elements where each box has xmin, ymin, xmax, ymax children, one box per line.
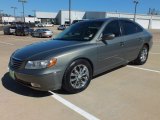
<box><xmin>0</xmin><ymin>27</ymin><xmax>160</xmax><ymax>120</ymax></box>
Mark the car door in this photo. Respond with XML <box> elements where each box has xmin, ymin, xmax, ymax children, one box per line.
<box><xmin>97</xmin><ymin>20</ymin><xmax>127</xmax><ymax>72</ymax></box>
<box><xmin>119</xmin><ymin>20</ymin><xmax>144</xmax><ymax>61</ymax></box>
<box><xmin>35</xmin><ymin>29</ymin><xmax>40</xmax><ymax>37</ymax></box>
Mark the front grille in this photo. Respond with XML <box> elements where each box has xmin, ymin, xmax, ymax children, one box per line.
<box><xmin>10</xmin><ymin>57</ymin><xmax>23</xmax><ymax>69</ymax></box>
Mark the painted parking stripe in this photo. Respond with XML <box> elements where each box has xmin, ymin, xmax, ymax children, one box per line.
<box><xmin>49</xmin><ymin>91</ymin><xmax>100</xmax><ymax>120</ymax></box>
<box><xmin>127</xmin><ymin>66</ymin><xmax>160</xmax><ymax>73</ymax></box>
<box><xmin>150</xmin><ymin>52</ymin><xmax>160</xmax><ymax>55</ymax></box>
<box><xmin>0</xmin><ymin>41</ymin><xmax>14</xmax><ymax>46</ymax></box>
<box><xmin>153</xmin><ymin>45</ymin><xmax>160</xmax><ymax>46</ymax></box>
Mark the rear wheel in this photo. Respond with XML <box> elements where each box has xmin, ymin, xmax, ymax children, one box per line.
<box><xmin>133</xmin><ymin>45</ymin><xmax>149</xmax><ymax>65</ymax></box>
<box><xmin>62</xmin><ymin>59</ymin><xmax>92</xmax><ymax>94</ymax></box>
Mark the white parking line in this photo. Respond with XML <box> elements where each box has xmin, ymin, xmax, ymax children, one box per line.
<box><xmin>49</xmin><ymin>91</ymin><xmax>100</xmax><ymax>120</ymax></box>
<box><xmin>153</xmin><ymin>45</ymin><xmax>160</xmax><ymax>46</ymax></box>
<box><xmin>0</xmin><ymin>41</ymin><xmax>14</xmax><ymax>46</ymax></box>
<box><xmin>127</xmin><ymin>66</ymin><xmax>160</xmax><ymax>73</ymax></box>
<box><xmin>150</xmin><ymin>52</ymin><xmax>160</xmax><ymax>55</ymax></box>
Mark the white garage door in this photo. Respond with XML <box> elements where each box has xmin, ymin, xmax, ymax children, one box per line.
<box><xmin>152</xmin><ymin>20</ymin><xmax>160</xmax><ymax>29</ymax></box>
<box><xmin>136</xmin><ymin>19</ymin><xmax>149</xmax><ymax>29</ymax></box>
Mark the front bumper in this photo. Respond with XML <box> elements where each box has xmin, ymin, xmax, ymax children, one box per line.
<box><xmin>9</xmin><ymin>68</ymin><xmax>63</xmax><ymax>91</ymax></box>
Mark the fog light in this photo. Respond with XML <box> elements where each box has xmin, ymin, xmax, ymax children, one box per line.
<box><xmin>31</xmin><ymin>83</ymin><xmax>41</xmax><ymax>88</ymax></box>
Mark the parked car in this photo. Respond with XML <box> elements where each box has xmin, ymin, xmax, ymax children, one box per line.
<box><xmin>31</xmin><ymin>29</ymin><xmax>53</xmax><ymax>38</ymax></box>
<box><xmin>72</xmin><ymin>20</ymin><xmax>83</xmax><ymax>24</ymax></box>
<box><xmin>72</xmin><ymin>19</ymin><xmax>88</xmax><ymax>24</ymax></box>
<box><xmin>15</xmin><ymin>26</ymin><xmax>30</xmax><ymax>36</ymax></box>
<box><xmin>3</xmin><ymin>26</ymin><xmax>16</xmax><ymax>35</ymax></box>
<box><xmin>28</xmin><ymin>28</ymin><xmax>34</xmax><ymax>35</ymax></box>
<box><xmin>9</xmin><ymin>18</ymin><xmax>152</xmax><ymax>93</ymax></box>
<box><xmin>35</xmin><ymin>23</ymin><xmax>45</xmax><ymax>27</ymax></box>
<box><xmin>57</xmin><ymin>25</ymin><xmax>66</xmax><ymax>30</ymax></box>
<box><xmin>45</xmin><ymin>23</ymin><xmax>54</xmax><ymax>27</ymax></box>
<box><xmin>35</xmin><ymin>23</ymin><xmax>54</xmax><ymax>27</ymax></box>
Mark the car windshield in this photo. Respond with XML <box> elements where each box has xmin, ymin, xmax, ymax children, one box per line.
<box><xmin>42</xmin><ymin>29</ymin><xmax>49</xmax><ymax>31</ymax></box>
<box><xmin>55</xmin><ymin>21</ymin><xmax>104</xmax><ymax>41</ymax></box>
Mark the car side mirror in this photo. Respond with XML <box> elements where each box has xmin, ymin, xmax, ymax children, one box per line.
<box><xmin>102</xmin><ymin>33</ymin><xmax>115</xmax><ymax>41</ymax></box>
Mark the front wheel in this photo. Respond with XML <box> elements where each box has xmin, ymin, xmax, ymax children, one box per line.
<box><xmin>62</xmin><ymin>60</ymin><xmax>92</xmax><ymax>94</ymax></box>
<box><xmin>133</xmin><ymin>45</ymin><xmax>149</xmax><ymax>65</ymax></box>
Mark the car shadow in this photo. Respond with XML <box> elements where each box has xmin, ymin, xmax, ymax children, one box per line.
<box><xmin>1</xmin><ymin>73</ymin><xmax>51</xmax><ymax>97</ymax></box>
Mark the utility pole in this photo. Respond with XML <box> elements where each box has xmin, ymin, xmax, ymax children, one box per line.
<box><xmin>0</xmin><ymin>10</ymin><xmax>3</xmax><ymax>16</ymax></box>
<box><xmin>33</xmin><ymin>10</ymin><xmax>36</xmax><ymax>23</ymax></box>
<box><xmin>18</xmin><ymin>0</ymin><xmax>27</xmax><ymax>24</ymax></box>
<box><xmin>0</xmin><ymin>10</ymin><xmax>3</xmax><ymax>24</ymax></box>
<box><xmin>133</xmin><ymin>0</ymin><xmax>139</xmax><ymax>21</ymax></box>
<box><xmin>11</xmin><ymin>7</ymin><xmax>17</xmax><ymax>17</ymax></box>
<box><xmin>69</xmin><ymin>0</ymin><xmax>71</xmax><ymax>25</ymax></box>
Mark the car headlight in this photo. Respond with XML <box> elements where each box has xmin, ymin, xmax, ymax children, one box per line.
<box><xmin>25</xmin><ymin>58</ymin><xmax>57</xmax><ymax>69</ymax></box>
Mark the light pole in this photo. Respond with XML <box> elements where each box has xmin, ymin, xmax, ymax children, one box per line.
<box><xmin>0</xmin><ymin>10</ymin><xmax>3</xmax><ymax>24</ymax></box>
<box><xmin>11</xmin><ymin>7</ymin><xmax>17</xmax><ymax>18</ymax></box>
<box><xmin>69</xmin><ymin>0</ymin><xmax>71</xmax><ymax>25</ymax></box>
<box><xmin>33</xmin><ymin>10</ymin><xmax>36</xmax><ymax>23</ymax></box>
<box><xmin>0</xmin><ymin>10</ymin><xmax>3</xmax><ymax>17</ymax></box>
<box><xmin>133</xmin><ymin>0</ymin><xmax>139</xmax><ymax>21</ymax></box>
<box><xmin>18</xmin><ymin>0</ymin><xmax>27</xmax><ymax>23</ymax></box>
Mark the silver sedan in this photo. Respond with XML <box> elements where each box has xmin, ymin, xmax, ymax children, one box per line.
<box><xmin>31</xmin><ymin>29</ymin><xmax>53</xmax><ymax>38</ymax></box>
<box><xmin>9</xmin><ymin>18</ymin><xmax>152</xmax><ymax>93</ymax></box>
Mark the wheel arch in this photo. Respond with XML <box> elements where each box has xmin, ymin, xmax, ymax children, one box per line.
<box><xmin>144</xmin><ymin>43</ymin><xmax>150</xmax><ymax>50</ymax></box>
<box><xmin>64</xmin><ymin>57</ymin><xmax>94</xmax><ymax>78</ymax></box>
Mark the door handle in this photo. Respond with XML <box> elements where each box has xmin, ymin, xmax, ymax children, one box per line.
<box><xmin>120</xmin><ymin>42</ymin><xmax>125</xmax><ymax>46</ymax></box>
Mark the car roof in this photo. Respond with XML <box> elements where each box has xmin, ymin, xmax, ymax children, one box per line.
<box><xmin>80</xmin><ymin>18</ymin><xmax>132</xmax><ymax>23</ymax></box>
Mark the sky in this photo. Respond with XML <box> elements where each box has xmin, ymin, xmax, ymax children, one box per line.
<box><xmin>0</xmin><ymin>0</ymin><xmax>160</xmax><ymax>16</ymax></box>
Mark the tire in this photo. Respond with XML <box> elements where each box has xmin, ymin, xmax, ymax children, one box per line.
<box><xmin>62</xmin><ymin>59</ymin><xmax>92</xmax><ymax>94</ymax></box>
<box><xmin>39</xmin><ymin>33</ymin><xmax>42</xmax><ymax>38</ymax></box>
<box><xmin>133</xmin><ymin>45</ymin><xmax>149</xmax><ymax>65</ymax></box>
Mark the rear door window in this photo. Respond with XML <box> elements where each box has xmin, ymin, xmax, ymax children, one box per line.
<box><xmin>120</xmin><ymin>20</ymin><xmax>143</xmax><ymax>35</ymax></box>
<box><xmin>103</xmin><ymin>20</ymin><xmax>121</xmax><ymax>37</ymax></box>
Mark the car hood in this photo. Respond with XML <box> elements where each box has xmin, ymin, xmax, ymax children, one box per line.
<box><xmin>13</xmin><ymin>39</ymin><xmax>85</xmax><ymax>60</ymax></box>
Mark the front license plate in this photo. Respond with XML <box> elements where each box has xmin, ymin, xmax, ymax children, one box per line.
<box><xmin>9</xmin><ymin>69</ymin><xmax>15</xmax><ymax>80</ymax></box>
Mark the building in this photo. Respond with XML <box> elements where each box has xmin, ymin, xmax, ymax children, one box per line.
<box><xmin>2</xmin><ymin>16</ymin><xmax>15</xmax><ymax>23</ymax></box>
<box><xmin>1</xmin><ymin>10</ymin><xmax>160</xmax><ymax>29</ymax></box>
<box><xmin>36</xmin><ymin>12</ymin><xmax>57</xmax><ymax>24</ymax></box>
<box><xmin>1</xmin><ymin>16</ymin><xmax>40</xmax><ymax>23</ymax></box>
<box><xmin>56</xmin><ymin>10</ymin><xmax>85</xmax><ymax>25</ymax></box>
<box><xmin>85</xmin><ymin>11</ymin><xmax>160</xmax><ymax>29</ymax></box>
<box><xmin>56</xmin><ymin>10</ymin><xmax>160</xmax><ymax>29</ymax></box>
